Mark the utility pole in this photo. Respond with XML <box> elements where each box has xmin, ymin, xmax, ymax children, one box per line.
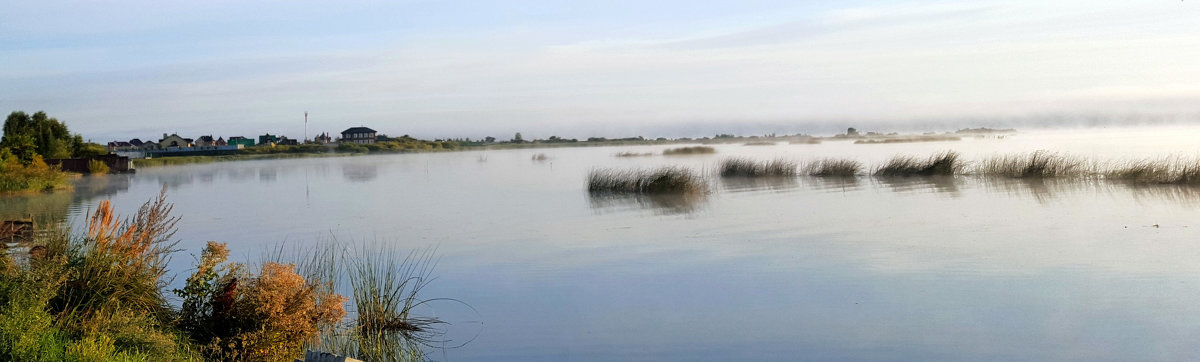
<box><xmin>304</xmin><ymin>111</ymin><xmax>308</xmax><ymax>143</ymax></box>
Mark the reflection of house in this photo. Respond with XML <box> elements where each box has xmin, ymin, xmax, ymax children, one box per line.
<box><xmin>159</xmin><ymin>133</ymin><xmax>193</xmax><ymax>148</ymax></box>
<box><xmin>228</xmin><ymin>136</ymin><xmax>254</xmax><ymax>147</ymax></box>
<box><xmin>341</xmin><ymin>127</ymin><xmax>377</xmax><ymax>145</ymax></box>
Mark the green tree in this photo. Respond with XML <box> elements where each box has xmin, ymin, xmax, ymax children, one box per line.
<box><xmin>2</xmin><ymin>111</ymin><xmax>101</xmax><ymax>160</ymax></box>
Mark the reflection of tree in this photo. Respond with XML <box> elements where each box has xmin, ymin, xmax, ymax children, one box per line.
<box><xmin>341</xmin><ymin>163</ymin><xmax>378</xmax><ymax>182</ymax></box>
<box><xmin>719</xmin><ymin>176</ymin><xmax>799</xmax><ymax>193</ymax></box>
<box><xmin>0</xmin><ymin>174</ymin><xmax>134</xmax><ymax>226</ymax></box>
<box><xmin>587</xmin><ymin>193</ymin><xmax>708</xmax><ymax>216</ymax></box>
<box><xmin>259</xmin><ymin>167</ymin><xmax>277</xmax><ymax>183</ymax></box>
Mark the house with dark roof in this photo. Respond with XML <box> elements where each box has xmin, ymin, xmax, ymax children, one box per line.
<box><xmin>159</xmin><ymin>133</ymin><xmax>193</xmax><ymax>148</ymax></box>
<box><xmin>196</xmin><ymin>135</ymin><xmax>217</xmax><ymax>147</ymax></box>
<box><xmin>228</xmin><ymin>136</ymin><xmax>254</xmax><ymax>147</ymax></box>
<box><xmin>341</xmin><ymin>127</ymin><xmax>377</xmax><ymax>145</ymax></box>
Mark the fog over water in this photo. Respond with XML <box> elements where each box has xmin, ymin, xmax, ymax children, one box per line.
<box><xmin>7</xmin><ymin>126</ymin><xmax>1200</xmax><ymax>360</ymax></box>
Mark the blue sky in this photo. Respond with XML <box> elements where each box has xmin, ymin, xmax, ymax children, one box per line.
<box><xmin>3</xmin><ymin>0</ymin><xmax>1199</xmax><ymax>141</ymax></box>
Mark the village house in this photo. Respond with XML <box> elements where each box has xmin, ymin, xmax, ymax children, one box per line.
<box><xmin>159</xmin><ymin>133</ymin><xmax>193</xmax><ymax>148</ymax></box>
<box><xmin>195</xmin><ymin>135</ymin><xmax>228</xmax><ymax>147</ymax></box>
<box><xmin>228</xmin><ymin>136</ymin><xmax>254</xmax><ymax>147</ymax></box>
<box><xmin>313</xmin><ymin>132</ymin><xmax>333</xmax><ymax>144</ymax></box>
<box><xmin>340</xmin><ymin>127</ymin><xmax>377</xmax><ymax>145</ymax></box>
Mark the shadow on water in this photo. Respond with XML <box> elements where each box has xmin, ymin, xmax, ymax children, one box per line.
<box><xmin>871</xmin><ymin>175</ymin><xmax>962</xmax><ymax>196</ymax></box>
<box><xmin>342</xmin><ymin>163</ymin><xmax>379</xmax><ymax>182</ymax></box>
<box><xmin>587</xmin><ymin>193</ymin><xmax>708</xmax><ymax>216</ymax></box>
<box><xmin>976</xmin><ymin>177</ymin><xmax>1102</xmax><ymax>204</ymax></box>
<box><xmin>719</xmin><ymin>176</ymin><xmax>799</xmax><ymax>193</ymax></box>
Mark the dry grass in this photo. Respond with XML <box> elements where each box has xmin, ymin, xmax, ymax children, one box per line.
<box><xmin>743</xmin><ymin>141</ymin><xmax>776</xmax><ymax>146</ymax></box>
<box><xmin>588</xmin><ymin>167</ymin><xmax>708</xmax><ymax>194</ymax></box>
<box><xmin>1107</xmin><ymin>157</ymin><xmax>1200</xmax><ymax>185</ymax></box>
<box><xmin>662</xmin><ymin>146</ymin><xmax>716</xmax><ymax>156</ymax></box>
<box><xmin>718</xmin><ymin>158</ymin><xmax>797</xmax><ymax>177</ymax></box>
<box><xmin>975</xmin><ymin>151</ymin><xmax>1087</xmax><ymax>178</ymax></box>
<box><xmin>874</xmin><ymin>151</ymin><xmax>964</xmax><ymax>176</ymax></box>
<box><xmin>805</xmin><ymin>158</ymin><xmax>863</xmax><ymax>177</ymax></box>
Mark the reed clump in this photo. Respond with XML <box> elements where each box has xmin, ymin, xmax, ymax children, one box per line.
<box><xmin>1107</xmin><ymin>158</ymin><xmax>1200</xmax><ymax>185</ymax></box>
<box><xmin>743</xmin><ymin>141</ymin><xmax>776</xmax><ymax>146</ymax></box>
<box><xmin>663</xmin><ymin>146</ymin><xmax>716</xmax><ymax>156</ymax></box>
<box><xmin>718</xmin><ymin>158</ymin><xmax>797</xmax><ymax>177</ymax></box>
<box><xmin>613</xmin><ymin>152</ymin><xmax>653</xmax><ymax>158</ymax></box>
<box><xmin>588</xmin><ymin>167</ymin><xmax>708</xmax><ymax>194</ymax></box>
<box><xmin>976</xmin><ymin>151</ymin><xmax>1086</xmax><ymax>178</ymax></box>
<box><xmin>805</xmin><ymin>158</ymin><xmax>863</xmax><ymax>177</ymax></box>
<box><xmin>874</xmin><ymin>151</ymin><xmax>964</xmax><ymax>176</ymax></box>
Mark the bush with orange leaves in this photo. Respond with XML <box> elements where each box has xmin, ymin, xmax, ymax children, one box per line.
<box><xmin>176</xmin><ymin>242</ymin><xmax>347</xmax><ymax>362</ymax></box>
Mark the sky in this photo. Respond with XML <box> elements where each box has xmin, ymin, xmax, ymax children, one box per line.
<box><xmin>2</xmin><ymin>0</ymin><xmax>1200</xmax><ymax>141</ymax></box>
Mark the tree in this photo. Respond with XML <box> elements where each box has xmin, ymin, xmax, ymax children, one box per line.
<box><xmin>2</xmin><ymin>111</ymin><xmax>101</xmax><ymax>160</ymax></box>
<box><xmin>513</xmin><ymin>132</ymin><xmax>523</xmax><ymax>143</ymax></box>
<box><xmin>484</xmin><ymin>136</ymin><xmax>495</xmax><ymax>143</ymax></box>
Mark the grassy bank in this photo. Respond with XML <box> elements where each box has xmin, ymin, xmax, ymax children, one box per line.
<box><xmin>0</xmin><ymin>194</ymin><xmax>451</xmax><ymax>361</ymax></box>
<box><xmin>0</xmin><ymin>156</ymin><xmax>71</xmax><ymax>194</ymax></box>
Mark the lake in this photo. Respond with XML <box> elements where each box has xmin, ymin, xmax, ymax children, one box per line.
<box><xmin>8</xmin><ymin>125</ymin><xmax>1200</xmax><ymax>361</ymax></box>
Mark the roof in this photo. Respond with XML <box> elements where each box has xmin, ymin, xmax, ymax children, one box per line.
<box><xmin>342</xmin><ymin>127</ymin><xmax>376</xmax><ymax>135</ymax></box>
<box><xmin>197</xmin><ymin>135</ymin><xmax>214</xmax><ymax>143</ymax></box>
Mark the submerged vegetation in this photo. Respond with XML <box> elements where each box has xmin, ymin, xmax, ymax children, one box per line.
<box><xmin>0</xmin><ymin>193</ymin><xmax>456</xmax><ymax>361</ymax></box>
<box><xmin>588</xmin><ymin>167</ymin><xmax>708</xmax><ymax>194</ymax></box>
<box><xmin>718</xmin><ymin>158</ymin><xmax>797</xmax><ymax>177</ymax></box>
<box><xmin>662</xmin><ymin>146</ymin><xmax>716</xmax><ymax>156</ymax></box>
<box><xmin>874</xmin><ymin>151</ymin><xmax>965</xmax><ymax>177</ymax></box>
<box><xmin>805</xmin><ymin>158</ymin><xmax>863</xmax><ymax>177</ymax></box>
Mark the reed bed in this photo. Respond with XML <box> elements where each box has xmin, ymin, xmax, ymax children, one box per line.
<box><xmin>874</xmin><ymin>151</ymin><xmax>964</xmax><ymax>176</ymax></box>
<box><xmin>718</xmin><ymin>158</ymin><xmax>797</xmax><ymax>177</ymax></box>
<box><xmin>805</xmin><ymin>158</ymin><xmax>863</xmax><ymax>177</ymax></box>
<box><xmin>613</xmin><ymin>152</ymin><xmax>654</xmax><ymax>158</ymax></box>
<box><xmin>1107</xmin><ymin>157</ymin><xmax>1200</xmax><ymax>185</ymax></box>
<box><xmin>662</xmin><ymin>146</ymin><xmax>716</xmax><ymax>156</ymax></box>
<box><xmin>854</xmin><ymin>136</ymin><xmax>960</xmax><ymax>144</ymax></box>
<box><xmin>975</xmin><ymin>151</ymin><xmax>1087</xmax><ymax>178</ymax></box>
<box><xmin>588</xmin><ymin>167</ymin><xmax>708</xmax><ymax>194</ymax></box>
<box><xmin>789</xmin><ymin>138</ymin><xmax>821</xmax><ymax>145</ymax></box>
<box><xmin>743</xmin><ymin>141</ymin><xmax>776</xmax><ymax>146</ymax></box>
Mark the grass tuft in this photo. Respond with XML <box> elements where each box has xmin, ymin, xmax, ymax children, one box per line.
<box><xmin>874</xmin><ymin>151</ymin><xmax>964</xmax><ymax>176</ymax></box>
<box><xmin>805</xmin><ymin>158</ymin><xmax>863</xmax><ymax>177</ymax></box>
<box><xmin>662</xmin><ymin>146</ymin><xmax>716</xmax><ymax>156</ymax></box>
<box><xmin>588</xmin><ymin>167</ymin><xmax>708</xmax><ymax>194</ymax></box>
<box><xmin>976</xmin><ymin>151</ymin><xmax>1085</xmax><ymax>178</ymax></box>
<box><xmin>1107</xmin><ymin>157</ymin><xmax>1200</xmax><ymax>185</ymax></box>
<box><xmin>718</xmin><ymin>158</ymin><xmax>797</xmax><ymax>177</ymax></box>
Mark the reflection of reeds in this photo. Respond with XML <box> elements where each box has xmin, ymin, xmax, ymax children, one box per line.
<box><xmin>588</xmin><ymin>193</ymin><xmax>708</xmax><ymax>215</ymax></box>
<box><xmin>976</xmin><ymin>151</ymin><xmax>1085</xmax><ymax>178</ymax></box>
<box><xmin>1107</xmin><ymin>157</ymin><xmax>1200</xmax><ymax>185</ymax></box>
<box><xmin>588</xmin><ymin>167</ymin><xmax>708</xmax><ymax>194</ymax></box>
<box><xmin>531</xmin><ymin>153</ymin><xmax>549</xmax><ymax>161</ymax></box>
<box><xmin>663</xmin><ymin>146</ymin><xmax>716</xmax><ymax>156</ymax></box>
<box><xmin>805</xmin><ymin>158</ymin><xmax>862</xmax><ymax>177</ymax></box>
<box><xmin>718</xmin><ymin>158</ymin><xmax>797</xmax><ymax>177</ymax></box>
<box><xmin>874</xmin><ymin>151</ymin><xmax>964</xmax><ymax>176</ymax></box>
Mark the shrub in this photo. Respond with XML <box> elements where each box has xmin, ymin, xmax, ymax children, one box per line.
<box><xmin>87</xmin><ymin>159</ymin><xmax>109</xmax><ymax>174</ymax></box>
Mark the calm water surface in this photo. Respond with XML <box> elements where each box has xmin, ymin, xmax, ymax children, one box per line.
<box><xmin>9</xmin><ymin>126</ymin><xmax>1200</xmax><ymax>361</ymax></box>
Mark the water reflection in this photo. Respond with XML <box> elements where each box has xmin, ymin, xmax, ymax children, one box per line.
<box><xmin>802</xmin><ymin>176</ymin><xmax>863</xmax><ymax>193</ymax></box>
<box><xmin>977</xmin><ymin>177</ymin><xmax>1102</xmax><ymax>204</ymax></box>
<box><xmin>719</xmin><ymin>176</ymin><xmax>799</xmax><ymax>193</ymax></box>
<box><xmin>587</xmin><ymin>193</ymin><xmax>708</xmax><ymax>215</ymax></box>
<box><xmin>872</xmin><ymin>176</ymin><xmax>962</xmax><ymax>196</ymax></box>
<box><xmin>342</xmin><ymin>163</ymin><xmax>379</xmax><ymax>182</ymax></box>
<box><xmin>259</xmin><ymin>167</ymin><xmax>277</xmax><ymax>183</ymax></box>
